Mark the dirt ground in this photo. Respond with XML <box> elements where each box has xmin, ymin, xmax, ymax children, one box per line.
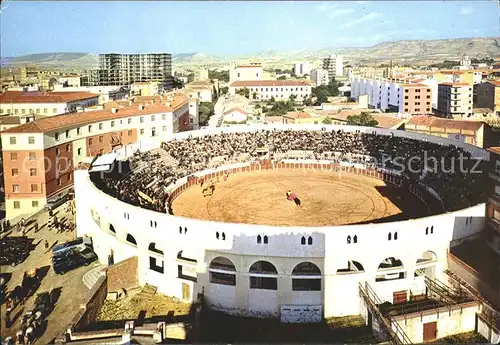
<box><xmin>96</xmin><ymin>287</ymin><xmax>191</xmax><ymax>322</ymax></box>
<box><xmin>173</xmin><ymin>169</ymin><xmax>427</xmax><ymax>226</ymax></box>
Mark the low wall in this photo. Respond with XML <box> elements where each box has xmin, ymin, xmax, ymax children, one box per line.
<box><xmin>478</xmin><ymin>313</ymin><xmax>500</xmax><ymax>344</ymax></box>
<box><xmin>447</xmin><ymin>252</ymin><xmax>499</xmax><ymax>309</ymax></box>
<box><xmin>107</xmin><ymin>256</ymin><xmax>139</xmax><ymax>293</ymax></box>
<box><xmin>75</xmin><ymin>275</ymin><xmax>109</xmax><ymax>330</ymax></box>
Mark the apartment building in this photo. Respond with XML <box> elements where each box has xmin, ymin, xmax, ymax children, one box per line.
<box><xmin>0</xmin><ymin>91</ymin><xmax>99</xmax><ymax>117</ymax></box>
<box><xmin>85</xmin><ymin>53</ymin><xmax>173</xmax><ymax>88</ymax></box>
<box><xmin>229</xmin><ymin>62</ymin><xmax>263</xmax><ymax>83</ymax></box>
<box><xmin>0</xmin><ymin>95</ymin><xmax>189</xmax><ymax>220</ymax></box>
<box><xmin>323</xmin><ymin>54</ymin><xmax>343</xmax><ymax>78</ymax></box>
<box><xmin>310</xmin><ymin>69</ymin><xmax>329</xmax><ymax>86</ymax></box>
<box><xmin>486</xmin><ymin>147</ymin><xmax>500</xmax><ymax>255</ymax></box>
<box><xmin>229</xmin><ymin>80</ymin><xmax>311</xmax><ymax>102</ymax></box>
<box><xmin>293</xmin><ymin>62</ymin><xmax>312</xmax><ymax>77</ymax></box>
<box><xmin>475</xmin><ymin>80</ymin><xmax>500</xmax><ymax>117</ymax></box>
<box><xmin>437</xmin><ymin>82</ymin><xmax>473</xmax><ymax>118</ymax></box>
<box><xmin>350</xmin><ymin>76</ymin><xmax>432</xmax><ymax>115</ymax></box>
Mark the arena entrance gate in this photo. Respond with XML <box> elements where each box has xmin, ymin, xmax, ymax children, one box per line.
<box><xmin>280</xmin><ymin>305</ymin><xmax>322</xmax><ymax>323</ymax></box>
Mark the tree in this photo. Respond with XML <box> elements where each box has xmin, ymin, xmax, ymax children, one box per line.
<box><xmin>314</xmin><ymin>89</ymin><xmax>329</xmax><ymax>105</ymax></box>
<box><xmin>322</xmin><ymin>117</ymin><xmax>333</xmax><ymax>124</ymax></box>
<box><xmin>252</xmin><ymin>92</ymin><xmax>258</xmax><ymax>100</ymax></box>
<box><xmin>277</xmin><ymin>75</ymin><xmax>287</xmax><ymax>80</ymax></box>
<box><xmin>208</xmin><ymin>70</ymin><xmax>230</xmax><ymax>82</ymax></box>
<box><xmin>236</xmin><ymin>87</ymin><xmax>250</xmax><ymax>98</ymax></box>
<box><xmin>199</xmin><ymin>101</ymin><xmax>214</xmax><ymax>126</ymax></box>
<box><xmin>220</xmin><ymin>86</ymin><xmax>229</xmax><ymax>95</ymax></box>
<box><xmin>346</xmin><ymin>112</ymin><xmax>379</xmax><ymax>127</ymax></box>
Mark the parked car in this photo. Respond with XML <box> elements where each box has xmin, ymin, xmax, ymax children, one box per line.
<box><xmin>51</xmin><ymin>237</ymin><xmax>92</xmax><ymax>257</ymax></box>
<box><xmin>52</xmin><ymin>249</ymin><xmax>98</xmax><ymax>275</ymax></box>
<box><xmin>44</xmin><ymin>192</ymin><xmax>72</xmax><ymax>211</ymax></box>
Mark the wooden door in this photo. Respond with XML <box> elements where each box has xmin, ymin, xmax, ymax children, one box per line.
<box><xmin>423</xmin><ymin>321</ymin><xmax>437</xmax><ymax>342</ymax></box>
<box><xmin>393</xmin><ymin>290</ymin><xmax>408</xmax><ymax>304</ymax></box>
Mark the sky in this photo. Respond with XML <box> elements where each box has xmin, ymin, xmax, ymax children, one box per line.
<box><xmin>1</xmin><ymin>1</ymin><xmax>499</xmax><ymax>57</ymax></box>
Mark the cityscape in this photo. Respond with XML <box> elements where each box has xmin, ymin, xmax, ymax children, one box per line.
<box><xmin>0</xmin><ymin>1</ymin><xmax>499</xmax><ymax>344</ymax></box>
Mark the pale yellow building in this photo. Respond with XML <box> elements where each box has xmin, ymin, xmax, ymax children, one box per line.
<box><xmin>437</xmin><ymin>82</ymin><xmax>473</xmax><ymax>118</ymax></box>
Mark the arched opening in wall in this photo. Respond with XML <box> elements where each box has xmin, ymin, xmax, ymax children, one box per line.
<box><xmin>109</xmin><ymin>224</ymin><xmax>116</xmax><ymax>234</ymax></box>
<box><xmin>292</xmin><ymin>262</ymin><xmax>322</xmax><ymax>291</ymax></box>
<box><xmin>209</xmin><ymin>256</ymin><xmax>236</xmax><ymax>286</ymax></box>
<box><xmin>126</xmin><ymin>234</ymin><xmax>137</xmax><ymax>246</ymax></box>
<box><xmin>249</xmin><ymin>261</ymin><xmax>278</xmax><ymax>290</ymax></box>
<box><xmin>177</xmin><ymin>250</ymin><xmax>197</xmax><ymax>263</ymax></box>
<box><xmin>149</xmin><ymin>243</ymin><xmax>163</xmax><ymax>255</ymax></box>
<box><xmin>336</xmin><ymin>261</ymin><xmax>365</xmax><ymax>274</ymax></box>
<box><xmin>415</xmin><ymin>250</ymin><xmax>438</xmax><ymax>279</ymax></box>
<box><xmin>376</xmin><ymin>257</ymin><xmax>406</xmax><ymax>282</ymax></box>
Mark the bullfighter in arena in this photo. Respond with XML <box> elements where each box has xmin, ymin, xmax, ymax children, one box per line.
<box><xmin>286</xmin><ymin>190</ymin><xmax>302</xmax><ymax>207</ymax></box>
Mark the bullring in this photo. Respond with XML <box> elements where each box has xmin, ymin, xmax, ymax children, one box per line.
<box><xmin>74</xmin><ymin>124</ymin><xmax>488</xmax><ymax>320</ymax></box>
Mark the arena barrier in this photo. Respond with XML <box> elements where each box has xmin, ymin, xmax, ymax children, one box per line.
<box><xmin>165</xmin><ymin>160</ymin><xmax>442</xmax><ymax>213</ymax></box>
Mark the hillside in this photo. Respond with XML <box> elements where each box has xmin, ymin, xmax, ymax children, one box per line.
<box><xmin>2</xmin><ymin>37</ymin><xmax>499</xmax><ymax>69</ymax></box>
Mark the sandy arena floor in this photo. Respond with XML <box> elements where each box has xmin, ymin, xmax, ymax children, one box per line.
<box><xmin>172</xmin><ymin>169</ymin><xmax>425</xmax><ymax>227</ymax></box>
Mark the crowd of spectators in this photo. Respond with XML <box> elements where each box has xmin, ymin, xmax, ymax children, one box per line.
<box><xmin>93</xmin><ymin>129</ymin><xmax>488</xmax><ymax>213</ymax></box>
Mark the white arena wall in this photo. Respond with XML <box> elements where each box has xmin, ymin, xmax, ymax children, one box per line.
<box><xmin>74</xmin><ymin>129</ymin><xmax>488</xmax><ymax>319</ymax></box>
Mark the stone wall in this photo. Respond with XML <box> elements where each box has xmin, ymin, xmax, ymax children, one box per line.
<box><xmin>107</xmin><ymin>256</ymin><xmax>139</xmax><ymax>292</ymax></box>
<box><xmin>75</xmin><ymin>275</ymin><xmax>109</xmax><ymax>330</ymax></box>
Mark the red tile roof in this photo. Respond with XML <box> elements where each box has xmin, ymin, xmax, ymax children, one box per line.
<box><xmin>439</xmin><ymin>82</ymin><xmax>471</xmax><ymax>87</ymax></box>
<box><xmin>230</xmin><ymin>80</ymin><xmax>311</xmax><ymax>87</ymax></box>
<box><xmin>488</xmin><ymin>147</ymin><xmax>500</xmax><ymax>155</ymax></box>
<box><xmin>0</xmin><ymin>91</ymin><xmax>99</xmax><ymax>103</ymax></box>
<box><xmin>283</xmin><ymin>111</ymin><xmax>311</xmax><ymax>119</ymax></box>
<box><xmin>237</xmin><ymin>65</ymin><xmax>262</xmax><ymax>68</ymax></box>
<box><xmin>223</xmin><ymin>107</ymin><xmax>248</xmax><ymax>115</ymax></box>
<box><xmin>401</xmin><ymin>83</ymin><xmax>428</xmax><ymax>87</ymax></box>
<box><xmin>406</xmin><ymin>115</ymin><xmax>484</xmax><ymax>131</ymax></box>
<box><xmin>1</xmin><ymin>95</ymin><xmax>188</xmax><ymax>134</ymax></box>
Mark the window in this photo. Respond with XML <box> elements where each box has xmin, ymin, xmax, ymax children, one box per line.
<box><xmin>12</xmin><ymin>184</ymin><xmax>20</xmax><ymax>193</ymax></box>
<box><xmin>126</xmin><ymin>234</ymin><xmax>137</xmax><ymax>246</ymax></box>
<box><xmin>14</xmin><ymin>109</ymin><xmax>18</xmax><ymax>115</ymax></box>
<box><xmin>88</xmin><ymin>138</ymin><xmax>93</xmax><ymax>145</ymax></box>
<box><xmin>29</xmin><ymin>152</ymin><xmax>36</xmax><ymax>161</ymax></box>
<box><xmin>140</xmin><ymin>129</ymin><xmax>144</xmax><ymax>135</ymax></box>
<box><xmin>21</xmin><ymin>109</ymin><xmax>26</xmax><ymax>114</ymax></box>
<box><xmin>404</xmin><ymin>102</ymin><xmax>408</xmax><ymax>106</ymax></box>
<box><xmin>30</xmin><ymin>168</ymin><xmax>37</xmax><ymax>176</ymax></box>
<box><xmin>55</xmin><ymin>132</ymin><xmax>59</xmax><ymax>141</ymax></box>
<box><xmin>12</xmin><ymin>168</ymin><xmax>19</xmax><ymax>177</ymax></box>
<box><xmin>32</xmin><ymin>200</ymin><xmax>38</xmax><ymax>208</ymax></box>
<box><xmin>28</xmin><ymin>136</ymin><xmax>35</xmax><ymax>145</ymax></box>
<box><xmin>149</xmin><ymin>257</ymin><xmax>164</xmax><ymax>274</ymax></box>
<box><xmin>66</xmin><ymin>130</ymin><xmax>70</xmax><ymax>138</ymax></box>
<box><xmin>77</xmin><ymin>148</ymin><xmax>82</xmax><ymax>156</ymax></box>
<box><xmin>162</xmin><ymin>126</ymin><xmax>167</xmax><ymax>132</ymax></box>
<box><xmin>111</xmin><ymin>120</ymin><xmax>115</xmax><ymax>127</ymax></box>
<box><xmin>36</xmin><ymin>108</ymin><xmax>40</xmax><ymax>114</ymax></box>
<box><xmin>53</xmin><ymin>108</ymin><xmax>57</xmax><ymax>113</ymax></box>
<box><xmin>128</xmin><ymin>130</ymin><xmax>133</xmax><ymax>136</ymax></box>
<box><xmin>9</xmin><ymin>137</ymin><xmax>16</xmax><ymax>145</ymax></box>
<box><xmin>29</xmin><ymin>109</ymin><xmax>33</xmax><ymax>114</ymax></box>
<box><xmin>140</xmin><ymin>117</ymin><xmax>144</xmax><ymax>123</ymax></box>
<box><xmin>249</xmin><ymin>261</ymin><xmax>278</xmax><ymax>290</ymax></box>
<box><xmin>162</xmin><ymin>114</ymin><xmax>166</xmax><ymax>120</ymax></box>
<box><xmin>209</xmin><ymin>257</ymin><xmax>236</xmax><ymax>286</ymax></box>
<box><xmin>151</xmin><ymin>115</ymin><xmax>155</xmax><ymax>121</ymax></box>
<box><xmin>99</xmin><ymin>136</ymin><xmax>103</xmax><ymax>143</ymax></box>
<box><xmin>43</xmin><ymin>108</ymin><xmax>47</xmax><ymax>114</ymax></box>
<box><xmin>292</xmin><ymin>262</ymin><xmax>321</xmax><ymax>291</ymax></box>
<box><xmin>77</xmin><ymin>127</ymin><xmax>81</xmax><ymax>135</ymax></box>
<box><xmin>55</xmin><ymin>148</ymin><xmax>60</xmax><ymax>156</ymax></box>
<box><xmin>257</xmin><ymin>235</ymin><xmax>262</xmax><ymax>244</ymax></box>
<box><xmin>10</xmin><ymin>152</ymin><xmax>18</xmax><ymax>161</ymax></box>
<box><xmin>14</xmin><ymin>201</ymin><xmax>20</xmax><ymax>209</ymax></box>
<box><xmin>98</xmin><ymin>123</ymin><xmax>103</xmax><ymax>130</ymax></box>
<box><xmin>31</xmin><ymin>184</ymin><xmax>38</xmax><ymax>192</ymax></box>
